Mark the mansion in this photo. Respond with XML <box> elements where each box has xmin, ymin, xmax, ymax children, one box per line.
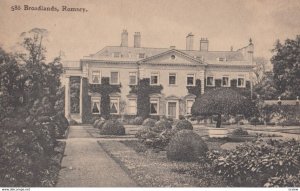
<box><xmin>63</xmin><ymin>30</ymin><xmax>254</xmax><ymax>122</ymax></box>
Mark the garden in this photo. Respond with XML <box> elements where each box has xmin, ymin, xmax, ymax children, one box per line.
<box><xmin>0</xmin><ymin>28</ymin><xmax>69</xmax><ymax>186</ymax></box>
<box><xmin>90</xmin><ymin>114</ymin><xmax>300</xmax><ymax>187</ymax></box>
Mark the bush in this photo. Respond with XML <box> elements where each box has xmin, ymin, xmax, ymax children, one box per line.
<box><xmin>166</xmin><ymin>130</ymin><xmax>208</xmax><ymax>162</ymax></box>
<box><xmin>232</xmin><ymin>127</ymin><xmax>248</xmax><ymax>136</ymax></box>
<box><xmin>207</xmin><ymin>139</ymin><xmax>300</xmax><ymax>187</ymax></box>
<box><xmin>153</xmin><ymin>120</ymin><xmax>172</xmax><ymax>132</ymax></box>
<box><xmin>278</xmin><ymin>119</ymin><xmax>300</xmax><ymax>126</ymax></box>
<box><xmin>93</xmin><ymin>119</ymin><xmax>101</xmax><ymax>127</ymax></box>
<box><xmin>249</xmin><ymin>117</ymin><xmax>264</xmax><ymax>125</ymax></box>
<box><xmin>94</xmin><ymin>120</ymin><xmax>105</xmax><ymax>129</ymax></box>
<box><xmin>175</xmin><ymin>119</ymin><xmax>193</xmax><ymax>130</ymax></box>
<box><xmin>131</xmin><ymin>116</ymin><xmax>144</xmax><ymax>125</ymax></box>
<box><xmin>135</xmin><ymin>127</ymin><xmax>178</xmax><ymax>149</ymax></box>
<box><xmin>100</xmin><ymin>120</ymin><xmax>125</xmax><ymax>135</ymax></box>
<box><xmin>142</xmin><ymin>118</ymin><xmax>156</xmax><ymax>127</ymax></box>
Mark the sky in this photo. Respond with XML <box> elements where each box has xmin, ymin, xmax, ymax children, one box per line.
<box><xmin>1</xmin><ymin>0</ymin><xmax>300</xmax><ymax>63</ymax></box>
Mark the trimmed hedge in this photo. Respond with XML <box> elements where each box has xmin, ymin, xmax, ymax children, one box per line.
<box><xmin>152</xmin><ymin>120</ymin><xmax>172</xmax><ymax>132</ymax></box>
<box><xmin>232</xmin><ymin>127</ymin><xmax>248</xmax><ymax>136</ymax></box>
<box><xmin>175</xmin><ymin>119</ymin><xmax>193</xmax><ymax>130</ymax></box>
<box><xmin>166</xmin><ymin>130</ymin><xmax>208</xmax><ymax>162</ymax></box>
<box><xmin>100</xmin><ymin>120</ymin><xmax>125</xmax><ymax>135</ymax></box>
<box><xmin>142</xmin><ymin>118</ymin><xmax>157</xmax><ymax>127</ymax></box>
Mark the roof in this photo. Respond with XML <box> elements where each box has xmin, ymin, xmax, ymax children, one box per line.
<box><xmin>83</xmin><ymin>46</ymin><xmax>247</xmax><ymax>64</ymax></box>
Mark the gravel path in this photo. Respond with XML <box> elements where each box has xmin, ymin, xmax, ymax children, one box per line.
<box><xmin>56</xmin><ymin>125</ymin><xmax>137</xmax><ymax>187</ymax></box>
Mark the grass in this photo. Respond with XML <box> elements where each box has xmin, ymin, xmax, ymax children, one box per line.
<box><xmin>99</xmin><ymin>139</ymin><xmax>227</xmax><ymax>187</ymax></box>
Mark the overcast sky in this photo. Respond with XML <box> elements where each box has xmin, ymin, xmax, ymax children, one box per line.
<box><xmin>1</xmin><ymin>0</ymin><xmax>300</xmax><ymax>63</ymax></box>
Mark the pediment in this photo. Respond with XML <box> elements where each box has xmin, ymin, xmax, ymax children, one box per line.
<box><xmin>139</xmin><ymin>49</ymin><xmax>205</xmax><ymax>66</ymax></box>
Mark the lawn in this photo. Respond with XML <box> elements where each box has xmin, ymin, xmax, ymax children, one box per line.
<box><xmin>98</xmin><ymin>138</ymin><xmax>228</xmax><ymax>187</ymax></box>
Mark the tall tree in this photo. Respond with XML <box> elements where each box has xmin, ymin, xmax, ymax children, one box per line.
<box><xmin>271</xmin><ymin>36</ymin><xmax>300</xmax><ymax>98</ymax></box>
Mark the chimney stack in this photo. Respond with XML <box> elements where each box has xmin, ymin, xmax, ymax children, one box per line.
<box><xmin>186</xmin><ymin>33</ymin><xmax>194</xmax><ymax>50</ymax></box>
<box><xmin>134</xmin><ymin>32</ymin><xmax>141</xmax><ymax>48</ymax></box>
<box><xmin>200</xmin><ymin>38</ymin><xmax>209</xmax><ymax>51</ymax></box>
<box><xmin>120</xmin><ymin>29</ymin><xmax>128</xmax><ymax>47</ymax></box>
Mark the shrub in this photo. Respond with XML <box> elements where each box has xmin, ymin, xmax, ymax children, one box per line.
<box><xmin>278</xmin><ymin>119</ymin><xmax>300</xmax><ymax>126</ymax></box>
<box><xmin>95</xmin><ymin>120</ymin><xmax>105</xmax><ymax>129</ymax></box>
<box><xmin>153</xmin><ymin>120</ymin><xmax>172</xmax><ymax>132</ymax></box>
<box><xmin>175</xmin><ymin>119</ymin><xmax>193</xmax><ymax>130</ymax></box>
<box><xmin>100</xmin><ymin>120</ymin><xmax>125</xmax><ymax>135</ymax></box>
<box><xmin>249</xmin><ymin>117</ymin><xmax>264</xmax><ymax>125</ymax></box>
<box><xmin>232</xmin><ymin>127</ymin><xmax>248</xmax><ymax>136</ymax></box>
<box><xmin>93</xmin><ymin>119</ymin><xmax>101</xmax><ymax>127</ymax></box>
<box><xmin>135</xmin><ymin>127</ymin><xmax>178</xmax><ymax>149</ymax></box>
<box><xmin>207</xmin><ymin>139</ymin><xmax>300</xmax><ymax>187</ymax></box>
<box><xmin>166</xmin><ymin>130</ymin><xmax>208</xmax><ymax>162</ymax></box>
<box><xmin>132</xmin><ymin>116</ymin><xmax>144</xmax><ymax>125</ymax></box>
<box><xmin>142</xmin><ymin>118</ymin><xmax>156</xmax><ymax>127</ymax></box>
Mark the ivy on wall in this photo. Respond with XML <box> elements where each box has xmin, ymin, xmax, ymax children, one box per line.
<box><xmin>70</xmin><ymin>76</ymin><xmax>80</xmax><ymax>113</ymax></box>
<box><xmin>186</xmin><ymin>79</ymin><xmax>201</xmax><ymax>98</ymax></box>
<box><xmin>89</xmin><ymin>77</ymin><xmax>121</xmax><ymax>119</ymax></box>
<box><xmin>130</xmin><ymin>78</ymin><xmax>163</xmax><ymax>119</ymax></box>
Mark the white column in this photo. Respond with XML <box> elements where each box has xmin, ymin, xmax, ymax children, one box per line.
<box><xmin>79</xmin><ymin>76</ymin><xmax>83</xmax><ymax>123</ymax></box>
<box><xmin>65</xmin><ymin>76</ymin><xmax>71</xmax><ymax>120</ymax></box>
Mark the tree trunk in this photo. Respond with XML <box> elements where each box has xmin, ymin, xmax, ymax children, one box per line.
<box><xmin>216</xmin><ymin>114</ymin><xmax>221</xmax><ymax>128</ymax></box>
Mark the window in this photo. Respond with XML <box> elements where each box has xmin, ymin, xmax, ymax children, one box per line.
<box><xmin>129</xmin><ymin>72</ymin><xmax>137</xmax><ymax>85</ymax></box>
<box><xmin>238</xmin><ymin>77</ymin><xmax>245</xmax><ymax>87</ymax></box>
<box><xmin>110</xmin><ymin>72</ymin><xmax>119</xmax><ymax>84</ymax></box>
<box><xmin>186</xmin><ymin>100</ymin><xmax>194</xmax><ymax>115</ymax></box>
<box><xmin>128</xmin><ymin>99</ymin><xmax>137</xmax><ymax>114</ymax></box>
<box><xmin>92</xmin><ymin>71</ymin><xmax>101</xmax><ymax>84</ymax></box>
<box><xmin>139</xmin><ymin>53</ymin><xmax>145</xmax><ymax>58</ymax></box>
<box><xmin>171</xmin><ymin>55</ymin><xmax>176</xmax><ymax>60</ymax></box>
<box><xmin>206</xmin><ymin>76</ymin><xmax>214</xmax><ymax>86</ymax></box>
<box><xmin>113</xmin><ymin>52</ymin><xmax>120</xmax><ymax>58</ymax></box>
<box><xmin>150</xmin><ymin>99</ymin><xmax>159</xmax><ymax>115</ymax></box>
<box><xmin>187</xmin><ymin>74</ymin><xmax>195</xmax><ymax>86</ymax></box>
<box><xmin>91</xmin><ymin>98</ymin><xmax>100</xmax><ymax>114</ymax></box>
<box><xmin>169</xmin><ymin>73</ymin><xmax>176</xmax><ymax>85</ymax></box>
<box><xmin>150</xmin><ymin>72</ymin><xmax>159</xmax><ymax>85</ymax></box>
<box><xmin>110</xmin><ymin>98</ymin><xmax>119</xmax><ymax>114</ymax></box>
<box><xmin>218</xmin><ymin>57</ymin><xmax>226</xmax><ymax>62</ymax></box>
<box><xmin>222</xmin><ymin>76</ymin><xmax>229</xmax><ymax>87</ymax></box>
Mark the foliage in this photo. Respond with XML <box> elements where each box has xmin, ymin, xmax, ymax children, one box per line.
<box><xmin>70</xmin><ymin>77</ymin><xmax>80</xmax><ymax>113</ymax></box>
<box><xmin>253</xmin><ymin>72</ymin><xmax>279</xmax><ymax>100</ymax></box>
<box><xmin>0</xmin><ymin>28</ymin><xmax>67</xmax><ymax>187</ymax></box>
<box><xmin>153</xmin><ymin>119</ymin><xmax>172</xmax><ymax>132</ymax></box>
<box><xmin>278</xmin><ymin>119</ymin><xmax>300</xmax><ymax>126</ymax></box>
<box><xmin>271</xmin><ymin>36</ymin><xmax>300</xmax><ymax>99</ymax></box>
<box><xmin>175</xmin><ymin>119</ymin><xmax>193</xmax><ymax>130</ymax></box>
<box><xmin>133</xmin><ymin>78</ymin><xmax>163</xmax><ymax>119</ymax></box>
<box><xmin>207</xmin><ymin>139</ymin><xmax>300</xmax><ymax>187</ymax></box>
<box><xmin>100</xmin><ymin>120</ymin><xmax>125</xmax><ymax>135</ymax></box>
<box><xmin>142</xmin><ymin>118</ymin><xmax>157</xmax><ymax>127</ymax></box>
<box><xmin>192</xmin><ymin>88</ymin><xmax>257</xmax><ymax>128</ymax></box>
<box><xmin>232</xmin><ymin>127</ymin><xmax>249</xmax><ymax>136</ymax></box>
<box><xmin>166</xmin><ymin>130</ymin><xmax>208</xmax><ymax>162</ymax></box>
<box><xmin>94</xmin><ymin>120</ymin><xmax>105</xmax><ymax>129</ymax></box>
<box><xmin>135</xmin><ymin>127</ymin><xmax>178</xmax><ymax>150</ymax></box>
<box><xmin>186</xmin><ymin>79</ymin><xmax>201</xmax><ymax>98</ymax></box>
<box><xmin>130</xmin><ymin>116</ymin><xmax>144</xmax><ymax>125</ymax></box>
<box><xmin>89</xmin><ymin>77</ymin><xmax>121</xmax><ymax>119</ymax></box>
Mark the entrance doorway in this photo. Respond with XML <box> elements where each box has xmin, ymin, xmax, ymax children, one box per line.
<box><xmin>167</xmin><ymin>102</ymin><xmax>177</xmax><ymax>119</ymax></box>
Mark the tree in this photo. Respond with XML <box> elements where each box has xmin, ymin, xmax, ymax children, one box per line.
<box><xmin>253</xmin><ymin>72</ymin><xmax>279</xmax><ymax>100</ymax></box>
<box><xmin>253</xmin><ymin>57</ymin><xmax>268</xmax><ymax>85</ymax></box>
<box><xmin>191</xmin><ymin>88</ymin><xmax>256</xmax><ymax>128</ymax></box>
<box><xmin>271</xmin><ymin>36</ymin><xmax>300</xmax><ymax>99</ymax></box>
